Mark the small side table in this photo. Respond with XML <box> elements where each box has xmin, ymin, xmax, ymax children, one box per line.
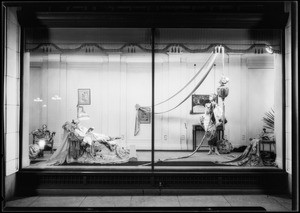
<box><xmin>192</xmin><ymin>124</ymin><xmax>224</xmax><ymax>150</ymax></box>
<box><xmin>259</xmin><ymin>140</ymin><xmax>276</xmax><ymax>153</ymax></box>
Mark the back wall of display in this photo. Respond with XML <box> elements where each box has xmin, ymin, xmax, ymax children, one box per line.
<box><xmin>29</xmin><ymin>52</ymin><xmax>277</xmax><ymax>150</ymax></box>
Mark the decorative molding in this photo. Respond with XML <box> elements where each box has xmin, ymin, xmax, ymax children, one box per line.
<box><xmin>26</xmin><ymin>43</ymin><xmax>281</xmax><ymax>54</ymax></box>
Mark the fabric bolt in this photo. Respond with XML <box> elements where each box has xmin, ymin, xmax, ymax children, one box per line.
<box><xmin>216</xmin><ymin>139</ymin><xmax>265</xmax><ymax>167</ymax></box>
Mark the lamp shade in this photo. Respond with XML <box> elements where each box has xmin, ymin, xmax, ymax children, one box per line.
<box><xmin>38</xmin><ymin>139</ymin><xmax>46</xmax><ymax>149</ymax></box>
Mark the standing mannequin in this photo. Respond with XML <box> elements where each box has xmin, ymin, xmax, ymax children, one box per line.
<box><xmin>200</xmin><ymin>94</ymin><xmax>222</xmax><ymax>155</ymax></box>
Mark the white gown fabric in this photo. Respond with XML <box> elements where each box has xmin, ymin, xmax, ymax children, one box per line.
<box><xmin>41</xmin><ymin>121</ymin><xmax>131</xmax><ymax>165</ymax></box>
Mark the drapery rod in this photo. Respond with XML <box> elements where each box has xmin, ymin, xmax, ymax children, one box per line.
<box><xmin>26</xmin><ymin>43</ymin><xmax>281</xmax><ymax>54</ymax></box>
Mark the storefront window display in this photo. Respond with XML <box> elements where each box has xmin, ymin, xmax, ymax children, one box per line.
<box><xmin>23</xmin><ymin>28</ymin><xmax>283</xmax><ymax>170</ymax></box>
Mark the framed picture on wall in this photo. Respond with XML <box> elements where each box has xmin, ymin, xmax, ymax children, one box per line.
<box><xmin>138</xmin><ymin>107</ymin><xmax>151</xmax><ymax>124</ymax></box>
<box><xmin>191</xmin><ymin>94</ymin><xmax>210</xmax><ymax>114</ymax></box>
<box><xmin>78</xmin><ymin>89</ymin><xmax>91</xmax><ymax>105</ymax></box>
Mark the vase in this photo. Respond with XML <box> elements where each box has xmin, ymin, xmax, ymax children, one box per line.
<box><xmin>217</xmin><ymin>84</ymin><xmax>229</xmax><ymax>101</ymax></box>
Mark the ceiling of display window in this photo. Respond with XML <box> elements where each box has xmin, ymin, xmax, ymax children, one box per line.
<box><xmin>15</xmin><ymin>1</ymin><xmax>287</xmax><ymax>54</ymax></box>
<box><xmin>15</xmin><ymin>1</ymin><xmax>288</xmax><ymax>28</ymax></box>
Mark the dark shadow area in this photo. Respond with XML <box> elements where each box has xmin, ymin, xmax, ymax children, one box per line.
<box><xmin>3</xmin><ymin>206</ymin><xmax>267</xmax><ymax>212</ymax></box>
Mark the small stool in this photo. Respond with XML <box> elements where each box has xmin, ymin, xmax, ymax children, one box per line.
<box><xmin>259</xmin><ymin>140</ymin><xmax>276</xmax><ymax>153</ymax></box>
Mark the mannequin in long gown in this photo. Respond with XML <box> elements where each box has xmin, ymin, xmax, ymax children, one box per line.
<box><xmin>200</xmin><ymin>94</ymin><xmax>223</xmax><ymax>155</ymax></box>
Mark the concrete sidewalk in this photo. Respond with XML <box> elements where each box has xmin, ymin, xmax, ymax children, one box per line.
<box><xmin>4</xmin><ymin>194</ymin><xmax>291</xmax><ymax>211</ymax></box>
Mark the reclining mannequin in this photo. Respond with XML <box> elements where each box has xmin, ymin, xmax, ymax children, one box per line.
<box><xmin>42</xmin><ymin>119</ymin><xmax>131</xmax><ymax>165</ymax></box>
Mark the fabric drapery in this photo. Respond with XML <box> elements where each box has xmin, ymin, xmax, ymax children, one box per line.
<box><xmin>134</xmin><ymin>105</ymin><xmax>151</xmax><ymax>136</ymax></box>
<box><xmin>154</xmin><ymin>52</ymin><xmax>214</xmax><ymax>107</ymax></box>
<box><xmin>34</xmin><ymin>122</ymin><xmax>132</xmax><ymax>166</ymax></box>
<box><xmin>134</xmin><ymin>47</ymin><xmax>221</xmax><ymax>136</ymax></box>
<box><xmin>215</xmin><ymin>139</ymin><xmax>265</xmax><ymax>167</ymax></box>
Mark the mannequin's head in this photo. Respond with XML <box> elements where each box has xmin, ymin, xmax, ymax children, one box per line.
<box><xmin>41</xmin><ymin>124</ymin><xmax>47</xmax><ymax>131</ymax></box>
<box><xmin>209</xmin><ymin>93</ymin><xmax>218</xmax><ymax>102</ymax></box>
<box><xmin>204</xmin><ymin>103</ymin><xmax>213</xmax><ymax>114</ymax></box>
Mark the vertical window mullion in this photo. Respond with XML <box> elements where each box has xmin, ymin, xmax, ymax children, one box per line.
<box><xmin>151</xmin><ymin>28</ymin><xmax>155</xmax><ymax>171</ymax></box>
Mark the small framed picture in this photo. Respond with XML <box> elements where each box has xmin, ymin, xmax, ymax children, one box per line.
<box><xmin>78</xmin><ymin>89</ymin><xmax>91</xmax><ymax>105</ymax></box>
<box><xmin>138</xmin><ymin>107</ymin><xmax>151</xmax><ymax>124</ymax></box>
<box><xmin>191</xmin><ymin>94</ymin><xmax>210</xmax><ymax>114</ymax></box>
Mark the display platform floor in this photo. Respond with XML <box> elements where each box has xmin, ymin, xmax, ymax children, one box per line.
<box><xmin>4</xmin><ymin>194</ymin><xmax>292</xmax><ymax>211</ymax></box>
<box><xmin>26</xmin><ymin>151</ymin><xmax>278</xmax><ymax>170</ymax></box>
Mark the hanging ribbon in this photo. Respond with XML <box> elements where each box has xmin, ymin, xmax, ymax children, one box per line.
<box><xmin>222</xmin><ymin>46</ymin><xmax>225</xmax><ymax>75</ymax></box>
<box><xmin>155</xmin><ymin>57</ymin><xmax>216</xmax><ymax>114</ymax></box>
<box><xmin>152</xmin><ymin>52</ymin><xmax>214</xmax><ymax>107</ymax></box>
<box><xmin>154</xmin><ymin>47</ymin><xmax>220</xmax><ymax>113</ymax></box>
<box><xmin>134</xmin><ymin>46</ymin><xmax>222</xmax><ymax>136</ymax></box>
<box><xmin>139</xmin><ymin>128</ymin><xmax>208</xmax><ymax>166</ymax></box>
<box><xmin>138</xmin><ymin>46</ymin><xmax>229</xmax><ymax>165</ymax></box>
<box><xmin>134</xmin><ymin>62</ymin><xmax>214</xmax><ymax>136</ymax></box>
<box><xmin>221</xmin><ymin>46</ymin><xmax>227</xmax><ymax>132</ymax></box>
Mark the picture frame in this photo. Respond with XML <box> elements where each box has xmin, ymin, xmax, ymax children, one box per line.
<box><xmin>78</xmin><ymin>89</ymin><xmax>91</xmax><ymax>105</ymax></box>
<box><xmin>191</xmin><ymin>94</ymin><xmax>211</xmax><ymax>114</ymax></box>
<box><xmin>138</xmin><ymin>107</ymin><xmax>151</xmax><ymax>124</ymax></box>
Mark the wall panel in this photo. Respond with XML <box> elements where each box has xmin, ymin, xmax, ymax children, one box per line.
<box><xmin>28</xmin><ymin>53</ymin><xmax>278</xmax><ymax>151</ymax></box>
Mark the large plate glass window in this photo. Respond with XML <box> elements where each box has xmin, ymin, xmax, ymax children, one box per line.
<box><xmin>23</xmin><ymin>28</ymin><xmax>152</xmax><ymax>169</ymax></box>
<box><xmin>153</xmin><ymin>28</ymin><xmax>283</xmax><ymax>169</ymax></box>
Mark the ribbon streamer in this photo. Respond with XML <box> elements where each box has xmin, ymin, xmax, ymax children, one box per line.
<box><xmin>134</xmin><ymin>47</ymin><xmax>221</xmax><ymax>135</ymax></box>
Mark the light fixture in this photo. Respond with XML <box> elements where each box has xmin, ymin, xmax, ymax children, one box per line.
<box><xmin>42</xmin><ymin>104</ymin><xmax>47</xmax><ymax>108</ymax></box>
<box><xmin>37</xmin><ymin>139</ymin><xmax>47</xmax><ymax>157</ymax></box>
<box><xmin>77</xmin><ymin>105</ymin><xmax>90</xmax><ymax>120</ymax></box>
<box><xmin>265</xmin><ymin>45</ymin><xmax>274</xmax><ymax>54</ymax></box>
<box><xmin>34</xmin><ymin>97</ymin><xmax>43</xmax><ymax>102</ymax></box>
<box><xmin>51</xmin><ymin>94</ymin><xmax>62</xmax><ymax>100</ymax></box>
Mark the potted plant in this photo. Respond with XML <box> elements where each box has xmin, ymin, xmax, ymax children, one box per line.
<box><xmin>262</xmin><ymin>108</ymin><xmax>274</xmax><ymax>133</ymax></box>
